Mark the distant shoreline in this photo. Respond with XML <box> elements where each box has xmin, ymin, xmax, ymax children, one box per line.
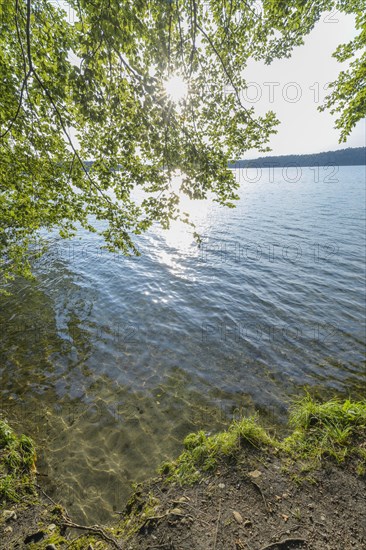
<box><xmin>230</xmin><ymin>146</ymin><xmax>366</xmax><ymax>168</ymax></box>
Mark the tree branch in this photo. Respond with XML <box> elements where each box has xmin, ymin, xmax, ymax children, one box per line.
<box><xmin>189</xmin><ymin>0</ymin><xmax>197</xmax><ymax>76</ymax></box>
<box><xmin>176</xmin><ymin>0</ymin><xmax>188</xmax><ymax>76</ymax></box>
<box><xmin>0</xmin><ymin>0</ymin><xmax>32</xmax><ymax>139</ymax></box>
<box><xmin>15</xmin><ymin>0</ymin><xmax>27</xmax><ymax>77</ymax></box>
<box><xmin>26</xmin><ymin>0</ymin><xmax>33</xmax><ymax>71</ymax></box>
<box><xmin>196</xmin><ymin>21</ymin><xmax>264</xmax><ymax>130</ymax></box>
<box><xmin>62</xmin><ymin>518</ymin><xmax>123</xmax><ymax>549</ymax></box>
<box><xmin>0</xmin><ymin>73</ymin><xmax>31</xmax><ymax>139</ymax></box>
<box><xmin>33</xmin><ymin>69</ymin><xmax>115</xmax><ymax>209</ymax></box>
<box><xmin>20</xmin><ymin>0</ymin><xmax>114</xmax><ymax>206</ymax></box>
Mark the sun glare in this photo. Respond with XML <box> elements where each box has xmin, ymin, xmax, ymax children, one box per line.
<box><xmin>164</xmin><ymin>75</ymin><xmax>188</xmax><ymax>103</ymax></box>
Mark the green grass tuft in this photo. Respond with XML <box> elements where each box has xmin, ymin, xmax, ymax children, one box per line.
<box><xmin>0</xmin><ymin>419</ymin><xmax>37</xmax><ymax>504</ymax></box>
<box><xmin>160</xmin><ymin>415</ymin><xmax>278</xmax><ymax>484</ymax></box>
<box><xmin>282</xmin><ymin>395</ymin><xmax>366</xmax><ymax>470</ymax></box>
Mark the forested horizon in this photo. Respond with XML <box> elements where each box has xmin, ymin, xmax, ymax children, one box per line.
<box><xmin>231</xmin><ymin>147</ymin><xmax>366</xmax><ymax>168</ymax></box>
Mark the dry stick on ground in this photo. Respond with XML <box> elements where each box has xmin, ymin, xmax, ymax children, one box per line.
<box><xmin>35</xmin><ymin>483</ymin><xmax>66</xmax><ymax>512</ymax></box>
<box><xmin>246</xmin><ymin>476</ymin><xmax>271</xmax><ymax>512</ymax></box>
<box><xmin>35</xmin><ymin>484</ymin><xmax>122</xmax><ymax>549</ymax></box>
<box><xmin>213</xmin><ymin>499</ymin><xmax>222</xmax><ymax>550</ymax></box>
<box><xmin>259</xmin><ymin>538</ymin><xmax>308</xmax><ymax>550</ymax></box>
<box><xmin>62</xmin><ymin>518</ymin><xmax>123</xmax><ymax>549</ymax></box>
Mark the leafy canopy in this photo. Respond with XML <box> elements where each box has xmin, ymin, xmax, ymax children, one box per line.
<box><xmin>0</xmin><ymin>0</ymin><xmax>364</xmax><ymax>281</ymax></box>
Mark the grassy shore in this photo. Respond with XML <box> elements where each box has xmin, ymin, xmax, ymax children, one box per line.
<box><xmin>159</xmin><ymin>395</ymin><xmax>366</xmax><ymax>483</ymax></box>
<box><xmin>1</xmin><ymin>395</ymin><xmax>365</xmax><ymax>549</ymax></box>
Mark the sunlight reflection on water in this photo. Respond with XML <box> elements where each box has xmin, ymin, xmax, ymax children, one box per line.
<box><xmin>0</xmin><ymin>166</ymin><xmax>365</xmax><ymax>523</ymax></box>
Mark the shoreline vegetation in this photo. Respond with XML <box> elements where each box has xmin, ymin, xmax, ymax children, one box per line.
<box><xmin>1</xmin><ymin>395</ymin><xmax>365</xmax><ymax>549</ymax></box>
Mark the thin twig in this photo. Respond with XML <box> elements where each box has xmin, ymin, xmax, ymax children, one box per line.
<box><xmin>213</xmin><ymin>499</ymin><xmax>222</xmax><ymax>550</ymax></box>
<box><xmin>175</xmin><ymin>0</ymin><xmax>187</xmax><ymax>76</ymax></box>
<box><xmin>15</xmin><ymin>0</ymin><xmax>27</xmax><ymax>76</ymax></box>
<box><xmin>32</xmin><ymin>69</ymin><xmax>114</xmax><ymax>208</ymax></box>
<box><xmin>247</xmin><ymin>476</ymin><xmax>270</xmax><ymax>512</ymax></box>
<box><xmin>67</xmin><ymin>153</ymin><xmax>76</xmax><ymax>185</ymax></box>
<box><xmin>167</xmin><ymin>6</ymin><xmax>172</xmax><ymax>75</ymax></box>
<box><xmin>259</xmin><ymin>538</ymin><xmax>307</xmax><ymax>550</ymax></box>
<box><xmin>189</xmin><ymin>0</ymin><xmax>197</xmax><ymax>76</ymax></box>
<box><xmin>26</xmin><ymin>0</ymin><xmax>33</xmax><ymax>71</ymax></box>
<box><xmin>35</xmin><ymin>483</ymin><xmax>66</xmax><ymax>511</ymax></box>
<box><xmin>196</xmin><ymin>21</ymin><xmax>264</xmax><ymax>130</ymax></box>
<box><xmin>0</xmin><ymin>73</ymin><xmax>31</xmax><ymax>139</ymax></box>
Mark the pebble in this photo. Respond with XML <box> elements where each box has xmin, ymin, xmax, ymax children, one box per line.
<box><xmin>218</xmin><ymin>483</ymin><xmax>225</xmax><ymax>489</ymax></box>
<box><xmin>232</xmin><ymin>510</ymin><xmax>243</xmax><ymax>524</ymax></box>
<box><xmin>47</xmin><ymin>524</ymin><xmax>57</xmax><ymax>532</ymax></box>
<box><xmin>4</xmin><ymin>526</ymin><xmax>13</xmax><ymax>534</ymax></box>
<box><xmin>45</xmin><ymin>545</ymin><xmax>57</xmax><ymax>550</ymax></box>
<box><xmin>170</xmin><ymin>507</ymin><xmax>184</xmax><ymax>516</ymax></box>
<box><xmin>248</xmin><ymin>470</ymin><xmax>262</xmax><ymax>479</ymax></box>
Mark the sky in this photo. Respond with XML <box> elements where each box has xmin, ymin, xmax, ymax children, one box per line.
<box><xmin>242</xmin><ymin>10</ymin><xmax>365</xmax><ymax>158</ymax></box>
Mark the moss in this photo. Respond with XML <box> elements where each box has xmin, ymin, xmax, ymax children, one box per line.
<box><xmin>117</xmin><ymin>491</ymin><xmax>161</xmax><ymax>538</ymax></box>
<box><xmin>0</xmin><ymin>419</ymin><xmax>37</xmax><ymax>504</ymax></box>
<box><xmin>28</xmin><ymin>532</ymin><xmax>67</xmax><ymax>549</ymax></box>
<box><xmin>159</xmin><ymin>414</ymin><xmax>278</xmax><ymax>484</ymax></box>
<box><xmin>60</xmin><ymin>535</ymin><xmax>106</xmax><ymax>549</ymax></box>
<box><xmin>49</xmin><ymin>504</ymin><xmax>66</xmax><ymax>521</ymax></box>
<box><xmin>28</xmin><ymin>532</ymin><xmax>106</xmax><ymax>549</ymax></box>
<box><xmin>282</xmin><ymin>395</ymin><xmax>366</xmax><ymax>472</ymax></box>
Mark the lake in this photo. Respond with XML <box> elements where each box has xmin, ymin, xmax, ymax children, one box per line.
<box><xmin>0</xmin><ymin>165</ymin><xmax>365</xmax><ymax>523</ymax></box>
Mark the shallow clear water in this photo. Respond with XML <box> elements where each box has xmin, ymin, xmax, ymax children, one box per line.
<box><xmin>0</xmin><ymin>166</ymin><xmax>365</xmax><ymax>522</ymax></box>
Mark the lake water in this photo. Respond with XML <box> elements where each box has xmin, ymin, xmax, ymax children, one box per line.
<box><xmin>0</xmin><ymin>166</ymin><xmax>365</xmax><ymax>523</ymax></box>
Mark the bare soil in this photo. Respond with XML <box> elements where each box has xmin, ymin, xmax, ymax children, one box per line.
<box><xmin>125</xmin><ymin>449</ymin><xmax>366</xmax><ymax>550</ymax></box>
<box><xmin>1</xmin><ymin>447</ymin><xmax>365</xmax><ymax>549</ymax></box>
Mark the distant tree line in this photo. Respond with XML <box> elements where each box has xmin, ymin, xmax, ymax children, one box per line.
<box><xmin>230</xmin><ymin>147</ymin><xmax>366</xmax><ymax>168</ymax></box>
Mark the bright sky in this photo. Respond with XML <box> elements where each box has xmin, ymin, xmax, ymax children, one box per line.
<box><xmin>243</xmin><ymin>11</ymin><xmax>365</xmax><ymax>158</ymax></box>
